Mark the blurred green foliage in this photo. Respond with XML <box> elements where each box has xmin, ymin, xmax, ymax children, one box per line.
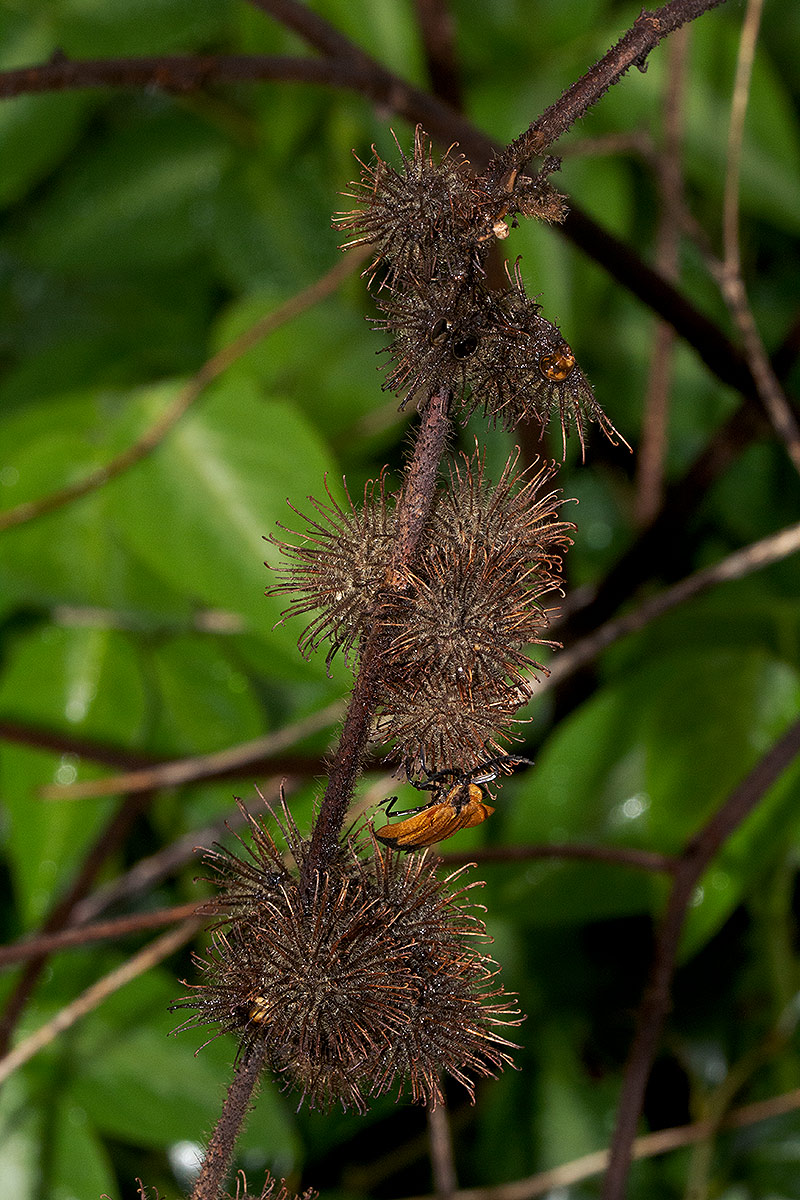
<box><xmin>0</xmin><ymin>2</ymin><xmax>799</xmax><ymax>1198</ymax></box>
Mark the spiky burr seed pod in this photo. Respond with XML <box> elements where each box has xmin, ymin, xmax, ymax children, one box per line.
<box><xmin>375</xmin><ymin>672</ymin><xmax>532</xmax><ymax>777</ymax></box>
<box><xmin>377</xmin><ymin>259</ymin><xmax>620</xmax><ymax>453</ymax></box>
<box><xmin>375</xmin><ymin>278</ymin><xmax>497</xmax><ymax>407</ymax></box>
<box><xmin>430</xmin><ymin>446</ymin><xmax>573</xmax><ymax>572</ymax></box>
<box><xmin>228</xmin><ymin>1177</ymin><xmax>317</xmax><ymax>1200</ymax></box>
<box><xmin>469</xmin><ymin>261</ymin><xmax>624</xmax><ymax>452</ymax></box>
<box><xmin>334</xmin><ymin>126</ymin><xmax>493</xmax><ymax>289</ymax></box>
<box><xmin>130</xmin><ymin>1180</ymin><xmax>315</xmax><ymax>1200</ymax></box>
<box><xmin>266</xmin><ymin>474</ymin><xmax>396</xmax><ymax>668</ymax></box>
<box><xmin>374</xmin><ymin>448</ymin><xmax>571</xmax><ymax>774</ymax></box>
<box><xmin>384</xmin><ymin>543</ymin><xmax>556</xmax><ymax>693</ymax></box>
<box><xmin>173</xmin><ymin>798</ymin><xmax>521</xmax><ymax>1113</ymax></box>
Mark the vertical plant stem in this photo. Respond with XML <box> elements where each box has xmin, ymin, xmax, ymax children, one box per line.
<box><xmin>301</xmin><ymin>387</ymin><xmax>452</xmax><ymax>887</ymax></box>
<box><xmin>428</xmin><ymin>1099</ymin><xmax>458</xmax><ymax>1200</ymax></box>
<box><xmin>190</xmin><ymin>1042</ymin><xmax>267</xmax><ymax>1200</ymax></box>
<box><xmin>635</xmin><ymin>25</ymin><xmax>689</xmax><ymax>526</ymax></box>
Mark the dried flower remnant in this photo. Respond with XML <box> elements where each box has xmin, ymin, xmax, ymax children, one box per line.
<box><xmin>266</xmin><ymin>474</ymin><xmax>396</xmax><ymax>667</ymax></box>
<box><xmin>173</xmin><ymin>797</ymin><xmax>520</xmax><ymax>1112</ymax></box>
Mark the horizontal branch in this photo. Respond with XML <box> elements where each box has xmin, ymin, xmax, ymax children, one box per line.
<box><xmin>0</xmin><ymin>902</ymin><xmax>199</xmax><ymax>967</ymax></box>
<box><xmin>403</xmin><ymin>1083</ymin><xmax>800</xmax><ymax>1200</ymax></box>
<box><xmin>0</xmin><ymin>921</ymin><xmax>202</xmax><ymax>1086</ymax></box>
<box><xmin>439</xmin><ymin>843</ymin><xmax>674</xmax><ymax>873</ymax></box>
<box><xmin>39</xmin><ymin>700</ymin><xmax>342</xmax><ymax>800</ymax></box>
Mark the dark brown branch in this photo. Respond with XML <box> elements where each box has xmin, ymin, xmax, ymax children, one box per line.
<box><xmin>546</xmin><ymin>520</ymin><xmax>800</xmax><ymax>692</ymax></box>
<box><xmin>0</xmin><ymin>718</ymin><xmax>161</xmax><ymax>771</ymax></box>
<box><xmin>491</xmin><ymin>0</ymin><xmax>729</xmax><ymax>174</ymax></box>
<box><xmin>0</xmin><ymin>791</ymin><xmax>151</xmax><ymax>1057</ymax></box>
<box><xmin>0</xmin><ymin>21</ymin><xmax>765</xmax><ymax>435</ymax></box>
<box><xmin>602</xmin><ymin>715</ymin><xmax>800</xmax><ymax>1200</ymax></box>
<box><xmin>414</xmin><ymin>0</ymin><xmax>464</xmax><ymax>111</ymax></box>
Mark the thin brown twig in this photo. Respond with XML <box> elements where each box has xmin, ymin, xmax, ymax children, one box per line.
<box><xmin>635</xmin><ymin>26</ymin><xmax>690</xmax><ymax>526</ymax></box>
<box><xmin>602</xmin><ymin>715</ymin><xmax>800</xmax><ymax>1200</ymax></box>
<box><xmin>41</xmin><ymin>698</ymin><xmax>344</xmax><ymax>800</ymax></box>
<box><xmin>70</xmin><ymin>778</ymin><xmax>290</xmax><ymax>927</ymax></box>
<box><xmin>0</xmin><ymin>250</ymin><xmax>364</xmax><ymax>534</ymax></box>
<box><xmin>428</xmin><ymin>1100</ymin><xmax>458</xmax><ymax>1200</ymax></box>
<box><xmin>711</xmin><ymin>0</ymin><xmax>800</xmax><ymax>474</ymax></box>
<box><xmin>0</xmin><ymin>789</ymin><xmax>153</xmax><ymax>1058</ymax></box>
<box><xmin>0</xmin><ymin>920</ymin><xmax>203</xmax><ymax>1086</ymax></box>
<box><xmin>542</xmin><ymin>519</ymin><xmax>800</xmax><ymax>694</ymax></box>
<box><xmin>190</xmin><ymin>1041</ymin><xmax>269</xmax><ymax>1200</ymax></box>
<box><xmin>439</xmin><ymin>843</ymin><xmax>674</xmax><ymax>873</ymax></box>
<box><xmin>402</xmin><ymin>1084</ymin><xmax>800</xmax><ymax>1200</ymax></box>
<box><xmin>0</xmin><ymin>902</ymin><xmax>200</xmax><ymax>967</ymax></box>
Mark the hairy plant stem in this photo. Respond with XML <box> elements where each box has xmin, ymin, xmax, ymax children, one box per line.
<box><xmin>190</xmin><ymin>1042</ymin><xmax>267</xmax><ymax>1200</ymax></box>
<box><xmin>491</xmin><ymin>0</ymin><xmax>729</xmax><ymax>176</ymax></box>
<box><xmin>301</xmin><ymin>387</ymin><xmax>452</xmax><ymax>890</ymax></box>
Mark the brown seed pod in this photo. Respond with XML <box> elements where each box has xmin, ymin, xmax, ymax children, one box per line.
<box><xmin>430</xmin><ymin>445</ymin><xmax>573</xmax><ymax>572</ymax></box>
<box><xmin>465</xmin><ymin>261</ymin><xmax>626</xmax><ymax>453</ymax></box>
<box><xmin>266</xmin><ymin>474</ymin><xmax>396</xmax><ymax>668</ymax></box>
<box><xmin>173</xmin><ymin>796</ymin><xmax>521</xmax><ymax>1112</ymax></box>
<box><xmin>334</xmin><ymin>126</ymin><xmax>490</xmax><ymax>289</ymax></box>
<box><xmin>375</xmin><ymin>669</ymin><xmax>532</xmax><ymax>777</ymax></box>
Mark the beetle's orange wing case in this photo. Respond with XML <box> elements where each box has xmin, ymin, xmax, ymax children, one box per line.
<box><xmin>375</xmin><ymin>790</ymin><xmax>495</xmax><ymax>851</ymax></box>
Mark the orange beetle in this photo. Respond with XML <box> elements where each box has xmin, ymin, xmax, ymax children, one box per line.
<box><xmin>375</xmin><ymin>755</ymin><xmax>532</xmax><ymax>852</ymax></box>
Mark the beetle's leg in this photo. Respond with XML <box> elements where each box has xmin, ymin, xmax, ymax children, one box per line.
<box><xmin>471</xmin><ymin>753</ymin><xmax>535</xmax><ymax>782</ymax></box>
<box><xmin>381</xmin><ymin>794</ymin><xmax>433</xmax><ymax>818</ymax></box>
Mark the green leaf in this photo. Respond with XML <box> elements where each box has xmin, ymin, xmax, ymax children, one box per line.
<box><xmin>17</xmin><ymin>110</ymin><xmax>231</xmax><ymax>274</ymax></box>
<box><xmin>0</xmin><ymin>16</ymin><xmax>94</xmax><ymax>209</ymax></box>
<box><xmin>109</xmin><ymin>377</ymin><xmax>343</xmax><ymax>677</ymax></box>
<box><xmin>0</xmin><ymin>1040</ymin><xmax>116</xmax><ymax>1200</ymax></box>
<box><xmin>145</xmin><ymin>633</ymin><xmax>265</xmax><ymax>754</ymax></box>
<box><xmin>52</xmin><ymin>0</ymin><xmax>230</xmax><ymax>57</ymax></box>
<box><xmin>498</xmin><ymin>649</ymin><xmax>800</xmax><ymax>943</ymax></box>
<box><xmin>0</xmin><ymin>1074</ymin><xmax>41</xmax><ymax>1198</ymax></box>
<box><xmin>210</xmin><ymin>290</ymin><xmax>380</xmax><ymax>440</ymax></box>
<box><xmin>64</xmin><ymin>966</ymin><xmax>300</xmax><ymax>1166</ymax></box>
<box><xmin>0</xmin><ymin>625</ymin><xmax>147</xmax><ymax>925</ymax></box>
<box><xmin>534</xmin><ymin>1021</ymin><xmax>618</xmax><ymax>1169</ymax></box>
<box><xmin>0</xmin><ymin>390</ymin><xmax>197</xmax><ymax>615</ymax></box>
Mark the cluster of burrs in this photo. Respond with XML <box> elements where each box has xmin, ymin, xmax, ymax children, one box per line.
<box><xmin>336</xmin><ymin>126</ymin><xmax>621</xmax><ymax>451</ymax></box>
<box><xmin>179</xmin><ymin>129</ymin><xmax>624</xmax><ymax>1118</ymax></box>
